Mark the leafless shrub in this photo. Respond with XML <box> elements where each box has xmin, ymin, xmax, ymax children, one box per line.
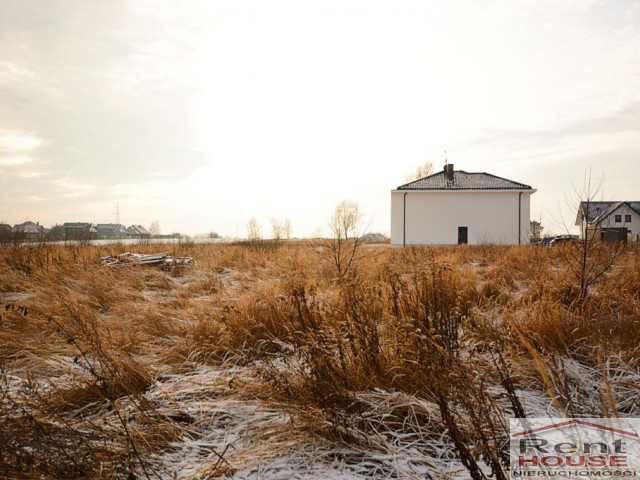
<box><xmin>1</xmin><ymin>238</ymin><xmax>638</xmax><ymax>478</ymax></box>
<box><xmin>314</xmin><ymin>200</ymin><xmax>370</xmax><ymax>278</ymax></box>
<box><xmin>403</xmin><ymin>161</ymin><xmax>434</xmax><ymax>183</ymax></box>
<box><xmin>557</xmin><ymin>171</ymin><xmax>625</xmax><ymax>306</ymax></box>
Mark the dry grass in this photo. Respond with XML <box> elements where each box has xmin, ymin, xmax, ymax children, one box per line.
<box><xmin>0</xmin><ymin>241</ymin><xmax>639</xmax><ymax>478</ymax></box>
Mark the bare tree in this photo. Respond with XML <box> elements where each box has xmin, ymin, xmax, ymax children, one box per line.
<box><xmin>271</xmin><ymin>217</ymin><xmax>284</xmax><ymax>241</ymax></box>
<box><xmin>247</xmin><ymin>217</ymin><xmax>262</xmax><ymax>242</ymax></box>
<box><xmin>530</xmin><ymin>219</ymin><xmax>543</xmax><ymax>242</ymax></box>
<box><xmin>559</xmin><ymin>171</ymin><xmax>624</xmax><ymax>304</ymax></box>
<box><xmin>283</xmin><ymin>218</ymin><xmax>292</xmax><ymax>240</ymax></box>
<box><xmin>148</xmin><ymin>220</ymin><xmax>161</xmax><ymax>237</ymax></box>
<box><xmin>316</xmin><ymin>200</ymin><xmax>369</xmax><ymax>278</ymax></box>
<box><xmin>0</xmin><ymin>221</ymin><xmax>11</xmax><ymax>245</ymax></box>
<box><xmin>404</xmin><ymin>161</ymin><xmax>434</xmax><ymax>183</ymax></box>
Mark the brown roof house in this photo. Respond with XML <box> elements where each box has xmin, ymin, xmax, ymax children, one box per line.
<box><xmin>11</xmin><ymin>221</ymin><xmax>48</xmax><ymax>243</ymax></box>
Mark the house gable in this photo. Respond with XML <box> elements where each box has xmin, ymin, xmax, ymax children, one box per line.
<box><xmin>96</xmin><ymin>224</ymin><xmax>127</xmax><ymax>239</ymax></box>
<box><xmin>391</xmin><ymin>164</ymin><xmax>535</xmax><ymax>246</ymax></box>
<box><xmin>12</xmin><ymin>221</ymin><xmax>45</xmax><ymax>234</ymax></box>
<box><xmin>126</xmin><ymin>225</ymin><xmax>150</xmax><ymax>237</ymax></box>
<box><xmin>63</xmin><ymin>222</ymin><xmax>97</xmax><ymax>240</ymax></box>
<box><xmin>576</xmin><ymin>201</ymin><xmax>640</xmax><ymax>236</ymax></box>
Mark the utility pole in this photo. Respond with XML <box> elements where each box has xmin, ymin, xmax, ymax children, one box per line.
<box><xmin>113</xmin><ymin>202</ymin><xmax>120</xmax><ymax>225</ymax></box>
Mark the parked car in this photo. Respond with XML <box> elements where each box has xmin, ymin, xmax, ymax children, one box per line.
<box><xmin>548</xmin><ymin>235</ymin><xmax>579</xmax><ymax>246</ymax></box>
<box><xmin>536</xmin><ymin>235</ymin><xmax>579</xmax><ymax>246</ymax></box>
<box><xmin>536</xmin><ymin>237</ymin><xmax>554</xmax><ymax>246</ymax></box>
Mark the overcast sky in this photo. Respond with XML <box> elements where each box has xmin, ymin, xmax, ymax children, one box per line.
<box><xmin>1</xmin><ymin>0</ymin><xmax>639</xmax><ymax>237</ymax></box>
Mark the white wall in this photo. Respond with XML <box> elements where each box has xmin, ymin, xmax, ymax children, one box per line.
<box><xmin>390</xmin><ymin>190</ymin><xmax>534</xmax><ymax>245</ymax></box>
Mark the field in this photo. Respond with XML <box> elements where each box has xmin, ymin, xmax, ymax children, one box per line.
<box><xmin>1</xmin><ymin>240</ymin><xmax>639</xmax><ymax>479</ymax></box>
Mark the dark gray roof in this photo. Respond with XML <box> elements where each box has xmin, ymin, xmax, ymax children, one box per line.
<box><xmin>397</xmin><ymin>170</ymin><xmax>532</xmax><ymax>190</ymax></box>
<box><xmin>576</xmin><ymin>201</ymin><xmax>640</xmax><ymax>226</ymax></box>
<box><xmin>63</xmin><ymin>222</ymin><xmax>92</xmax><ymax>228</ymax></box>
<box><xmin>96</xmin><ymin>224</ymin><xmax>127</xmax><ymax>236</ymax></box>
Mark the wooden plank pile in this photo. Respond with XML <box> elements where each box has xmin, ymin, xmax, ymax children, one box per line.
<box><xmin>99</xmin><ymin>252</ymin><xmax>194</xmax><ymax>269</ymax></box>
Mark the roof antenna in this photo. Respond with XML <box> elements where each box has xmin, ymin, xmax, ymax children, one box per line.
<box><xmin>444</xmin><ymin>150</ymin><xmax>448</xmax><ymax>166</ymax></box>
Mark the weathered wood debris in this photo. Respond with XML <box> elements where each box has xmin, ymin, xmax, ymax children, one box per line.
<box><xmin>99</xmin><ymin>252</ymin><xmax>194</xmax><ymax>269</ymax></box>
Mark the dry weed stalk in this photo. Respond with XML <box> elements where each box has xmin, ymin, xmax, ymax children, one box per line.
<box><xmin>1</xmin><ymin>240</ymin><xmax>638</xmax><ymax>478</ymax></box>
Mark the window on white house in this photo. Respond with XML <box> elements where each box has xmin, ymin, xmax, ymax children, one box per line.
<box><xmin>625</xmin><ymin>214</ymin><xmax>632</xmax><ymax>222</ymax></box>
<box><xmin>615</xmin><ymin>214</ymin><xmax>622</xmax><ymax>222</ymax></box>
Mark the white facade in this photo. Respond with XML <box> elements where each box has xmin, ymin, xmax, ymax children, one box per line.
<box><xmin>576</xmin><ymin>202</ymin><xmax>640</xmax><ymax>242</ymax></box>
<box><xmin>578</xmin><ymin>203</ymin><xmax>640</xmax><ymax>236</ymax></box>
<box><xmin>390</xmin><ymin>189</ymin><xmax>535</xmax><ymax>246</ymax></box>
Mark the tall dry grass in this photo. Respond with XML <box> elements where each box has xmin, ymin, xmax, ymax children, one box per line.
<box><xmin>0</xmin><ymin>240</ymin><xmax>638</xmax><ymax>478</ymax></box>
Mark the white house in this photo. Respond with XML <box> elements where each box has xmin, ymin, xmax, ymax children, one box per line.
<box><xmin>391</xmin><ymin>164</ymin><xmax>536</xmax><ymax>246</ymax></box>
<box><xmin>575</xmin><ymin>201</ymin><xmax>640</xmax><ymax>242</ymax></box>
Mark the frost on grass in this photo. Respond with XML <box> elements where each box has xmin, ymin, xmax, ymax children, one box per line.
<box><xmin>132</xmin><ymin>357</ymin><xmax>584</xmax><ymax>479</ymax></box>
<box><xmin>2</xmin><ymin>242</ymin><xmax>640</xmax><ymax>478</ymax></box>
<box><xmin>106</xmin><ymin>365</ymin><xmax>466</xmax><ymax>479</ymax></box>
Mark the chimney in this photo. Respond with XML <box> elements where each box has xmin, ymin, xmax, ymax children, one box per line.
<box><xmin>444</xmin><ymin>163</ymin><xmax>454</xmax><ymax>181</ymax></box>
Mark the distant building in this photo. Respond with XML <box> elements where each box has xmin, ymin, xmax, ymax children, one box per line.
<box><xmin>576</xmin><ymin>201</ymin><xmax>640</xmax><ymax>243</ymax></box>
<box><xmin>391</xmin><ymin>164</ymin><xmax>536</xmax><ymax>246</ymax></box>
<box><xmin>11</xmin><ymin>221</ymin><xmax>48</xmax><ymax>242</ymax></box>
<box><xmin>0</xmin><ymin>223</ymin><xmax>13</xmax><ymax>244</ymax></box>
<box><xmin>96</xmin><ymin>223</ymin><xmax>128</xmax><ymax>239</ymax></box>
<box><xmin>126</xmin><ymin>224</ymin><xmax>151</xmax><ymax>239</ymax></box>
<box><xmin>63</xmin><ymin>222</ymin><xmax>97</xmax><ymax>241</ymax></box>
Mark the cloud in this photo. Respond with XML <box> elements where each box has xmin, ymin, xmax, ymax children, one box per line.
<box><xmin>53</xmin><ymin>177</ymin><xmax>96</xmax><ymax>198</ymax></box>
<box><xmin>0</xmin><ymin>130</ymin><xmax>42</xmax><ymax>151</ymax></box>
<box><xmin>0</xmin><ymin>129</ymin><xmax>43</xmax><ymax>166</ymax></box>
<box><xmin>14</xmin><ymin>170</ymin><xmax>48</xmax><ymax>179</ymax></box>
<box><xmin>460</xmin><ymin>101</ymin><xmax>640</xmax><ymax>161</ymax></box>
<box><xmin>0</xmin><ymin>0</ymin><xmax>210</xmax><ymax>187</ymax></box>
<box><xmin>24</xmin><ymin>195</ymin><xmax>47</xmax><ymax>203</ymax></box>
<box><xmin>1</xmin><ymin>0</ymin><xmax>639</xmax><ymax>235</ymax></box>
<box><xmin>0</xmin><ymin>156</ymin><xmax>34</xmax><ymax>167</ymax></box>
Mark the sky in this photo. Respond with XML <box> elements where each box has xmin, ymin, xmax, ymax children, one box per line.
<box><xmin>1</xmin><ymin>0</ymin><xmax>639</xmax><ymax>238</ymax></box>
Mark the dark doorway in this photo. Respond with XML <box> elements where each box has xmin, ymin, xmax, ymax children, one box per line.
<box><xmin>458</xmin><ymin>226</ymin><xmax>468</xmax><ymax>244</ymax></box>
